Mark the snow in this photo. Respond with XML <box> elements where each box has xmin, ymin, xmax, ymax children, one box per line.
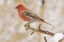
<box><xmin>49</xmin><ymin>33</ymin><xmax>64</xmax><ymax>42</ymax></box>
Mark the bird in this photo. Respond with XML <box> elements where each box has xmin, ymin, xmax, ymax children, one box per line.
<box><xmin>15</xmin><ymin>4</ymin><xmax>53</xmax><ymax>26</ymax></box>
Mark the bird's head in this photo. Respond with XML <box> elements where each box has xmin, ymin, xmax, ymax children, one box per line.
<box><xmin>15</xmin><ymin>4</ymin><xmax>27</xmax><ymax>10</ymax></box>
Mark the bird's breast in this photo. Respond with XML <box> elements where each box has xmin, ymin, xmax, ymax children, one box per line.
<box><xmin>18</xmin><ymin>11</ymin><xmax>30</xmax><ymax>22</ymax></box>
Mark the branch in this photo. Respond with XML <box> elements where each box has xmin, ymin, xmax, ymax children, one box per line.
<box><xmin>24</xmin><ymin>23</ymin><xmax>64</xmax><ymax>42</ymax></box>
<box><xmin>24</xmin><ymin>23</ymin><xmax>54</xmax><ymax>36</ymax></box>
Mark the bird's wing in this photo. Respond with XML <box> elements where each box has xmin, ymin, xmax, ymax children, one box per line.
<box><xmin>23</xmin><ymin>10</ymin><xmax>53</xmax><ymax>26</ymax></box>
<box><xmin>23</xmin><ymin>10</ymin><xmax>40</xmax><ymax>20</ymax></box>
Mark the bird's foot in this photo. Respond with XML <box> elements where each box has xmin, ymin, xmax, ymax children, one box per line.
<box><xmin>24</xmin><ymin>22</ymin><xmax>30</xmax><ymax>30</ymax></box>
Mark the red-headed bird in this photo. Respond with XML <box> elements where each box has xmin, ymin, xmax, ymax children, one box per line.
<box><xmin>15</xmin><ymin>4</ymin><xmax>53</xmax><ymax>26</ymax></box>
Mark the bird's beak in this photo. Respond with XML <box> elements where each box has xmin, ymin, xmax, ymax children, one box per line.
<box><xmin>15</xmin><ymin>7</ymin><xmax>18</xmax><ymax>9</ymax></box>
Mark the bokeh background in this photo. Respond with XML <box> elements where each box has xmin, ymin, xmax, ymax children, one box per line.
<box><xmin>0</xmin><ymin>0</ymin><xmax>64</xmax><ymax>42</ymax></box>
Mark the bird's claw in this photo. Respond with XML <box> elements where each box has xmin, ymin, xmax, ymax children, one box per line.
<box><xmin>24</xmin><ymin>23</ymin><xmax>30</xmax><ymax>30</ymax></box>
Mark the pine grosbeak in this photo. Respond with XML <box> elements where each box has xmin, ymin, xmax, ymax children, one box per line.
<box><xmin>15</xmin><ymin>4</ymin><xmax>53</xmax><ymax>26</ymax></box>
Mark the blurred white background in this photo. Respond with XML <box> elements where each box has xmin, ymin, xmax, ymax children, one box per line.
<box><xmin>0</xmin><ymin>0</ymin><xmax>64</xmax><ymax>42</ymax></box>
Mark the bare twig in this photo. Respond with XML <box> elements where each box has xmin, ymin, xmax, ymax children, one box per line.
<box><xmin>38</xmin><ymin>24</ymin><xmax>41</xmax><ymax>30</ymax></box>
<box><xmin>59</xmin><ymin>38</ymin><xmax>64</xmax><ymax>42</ymax></box>
<box><xmin>44</xmin><ymin>36</ymin><xmax>47</xmax><ymax>42</ymax></box>
<box><xmin>31</xmin><ymin>31</ymin><xmax>34</xmax><ymax>35</ymax></box>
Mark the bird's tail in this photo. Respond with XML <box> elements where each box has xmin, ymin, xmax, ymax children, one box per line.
<box><xmin>39</xmin><ymin>18</ymin><xmax>53</xmax><ymax>26</ymax></box>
